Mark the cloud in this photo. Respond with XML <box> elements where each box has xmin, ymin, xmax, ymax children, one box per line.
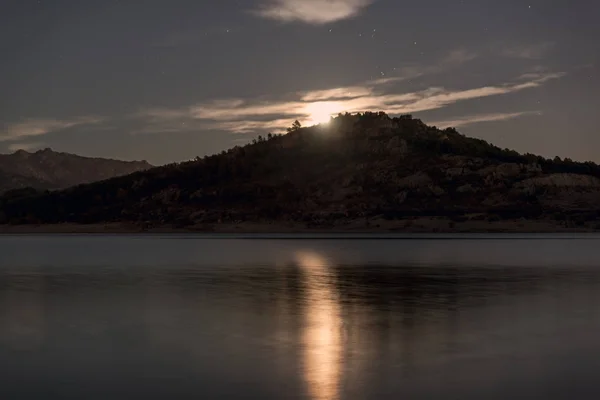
<box><xmin>430</xmin><ymin>111</ymin><xmax>541</xmax><ymax>129</ymax></box>
<box><xmin>210</xmin><ymin>119</ymin><xmax>297</xmax><ymax>134</ymax></box>
<box><xmin>0</xmin><ymin>116</ymin><xmax>104</xmax><ymax>141</ymax></box>
<box><xmin>131</xmin><ymin>46</ymin><xmax>562</xmax><ymax>136</ymax></box>
<box><xmin>500</xmin><ymin>42</ymin><xmax>555</xmax><ymax>60</ymax></box>
<box><xmin>190</xmin><ymin>100</ymin><xmax>305</xmax><ymax>121</ymax></box>
<box><xmin>131</xmin><ymin>49</ymin><xmax>482</xmax><ymax>135</ymax></box>
<box><xmin>135</xmin><ymin>108</ymin><xmax>191</xmax><ymax>122</ymax></box>
<box><xmin>378</xmin><ymin>71</ymin><xmax>564</xmax><ymax>115</ymax></box>
<box><xmin>300</xmin><ymin>86</ymin><xmax>374</xmax><ymax>102</ymax></box>
<box><xmin>443</xmin><ymin>49</ymin><xmax>479</xmax><ymax>65</ymax></box>
<box><xmin>516</xmin><ymin>71</ymin><xmax>565</xmax><ymax>83</ymax></box>
<box><xmin>133</xmin><ymin>68</ymin><xmax>563</xmax><ymax>136</ymax></box>
<box><xmin>254</xmin><ymin>0</ymin><xmax>375</xmax><ymax>24</ymax></box>
<box><xmin>368</xmin><ymin>49</ymin><xmax>478</xmax><ymax>85</ymax></box>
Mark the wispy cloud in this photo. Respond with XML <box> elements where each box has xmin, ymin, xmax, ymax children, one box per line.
<box><xmin>135</xmin><ymin>108</ymin><xmax>191</xmax><ymax>122</ymax></box>
<box><xmin>133</xmin><ymin>69</ymin><xmax>563</xmax><ymax>135</ymax></box>
<box><xmin>130</xmin><ymin>45</ymin><xmax>562</xmax><ymax>136</ymax></box>
<box><xmin>300</xmin><ymin>86</ymin><xmax>375</xmax><ymax>102</ymax></box>
<box><xmin>516</xmin><ymin>71</ymin><xmax>564</xmax><ymax>83</ymax></box>
<box><xmin>0</xmin><ymin>116</ymin><xmax>104</xmax><ymax>141</ymax></box>
<box><xmin>253</xmin><ymin>0</ymin><xmax>375</xmax><ymax>24</ymax></box>
<box><xmin>369</xmin><ymin>49</ymin><xmax>478</xmax><ymax>85</ymax></box>
<box><xmin>430</xmin><ymin>111</ymin><xmax>541</xmax><ymax>129</ymax></box>
<box><xmin>379</xmin><ymin>72</ymin><xmax>565</xmax><ymax>115</ymax></box>
<box><xmin>443</xmin><ymin>49</ymin><xmax>479</xmax><ymax>65</ymax></box>
<box><xmin>210</xmin><ymin>119</ymin><xmax>297</xmax><ymax>134</ymax></box>
<box><xmin>500</xmin><ymin>42</ymin><xmax>555</xmax><ymax>60</ymax></box>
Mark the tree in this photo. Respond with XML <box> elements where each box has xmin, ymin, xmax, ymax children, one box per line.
<box><xmin>287</xmin><ymin>120</ymin><xmax>302</xmax><ymax>133</ymax></box>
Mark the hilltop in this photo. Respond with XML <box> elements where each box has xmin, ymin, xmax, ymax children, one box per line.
<box><xmin>0</xmin><ymin>148</ymin><xmax>152</xmax><ymax>194</ymax></box>
<box><xmin>2</xmin><ymin>113</ymin><xmax>600</xmax><ymax>232</ymax></box>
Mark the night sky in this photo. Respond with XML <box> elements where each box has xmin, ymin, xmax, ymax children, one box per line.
<box><xmin>1</xmin><ymin>0</ymin><xmax>598</xmax><ymax>165</ymax></box>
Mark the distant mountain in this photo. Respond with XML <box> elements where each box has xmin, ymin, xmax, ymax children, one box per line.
<box><xmin>0</xmin><ymin>148</ymin><xmax>152</xmax><ymax>193</ymax></box>
<box><xmin>2</xmin><ymin>113</ymin><xmax>600</xmax><ymax>232</ymax></box>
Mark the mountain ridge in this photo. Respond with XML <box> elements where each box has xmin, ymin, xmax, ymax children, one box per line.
<box><xmin>2</xmin><ymin>112</ymin><xmax>600</xmax><ymax>232</ymax></box>
<box><xmin>0</xmin><ymin>148</ymin><xmax>152</xmax><ymax>193</ymax></box>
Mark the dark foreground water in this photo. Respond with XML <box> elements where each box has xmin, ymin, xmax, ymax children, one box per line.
<box><xmin>2</xmin><ymin>235</ymin><xmax>600</xmax><ymax>399</ymax></box>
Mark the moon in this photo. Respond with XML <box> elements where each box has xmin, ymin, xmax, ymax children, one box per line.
<box><xmin>305</xmin><ymin>101</ymin><xmax>344</xmax><ymax>125</ymax></box>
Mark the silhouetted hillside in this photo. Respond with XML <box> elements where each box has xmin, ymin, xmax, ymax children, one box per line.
<box><xmin>0</xmin><ymin>148</ymin><xmax>152</xmax><ymax>193</ymax></box>
<box><xmin>2</xmin><ymin>113</ymin><xmax>600</xmax><ymax>231</ymax></box>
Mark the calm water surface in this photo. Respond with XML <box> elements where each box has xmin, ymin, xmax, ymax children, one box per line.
<box><xmin>2</xmin><ymin>234</ymin><xmax>600</xmax><ymax>399</ymax></box>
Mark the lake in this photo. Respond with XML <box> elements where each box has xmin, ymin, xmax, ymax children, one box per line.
<box><xmin>1</xmin><ymin>234</ymin><xmax>600</xmax><ymax>399</ymax></box>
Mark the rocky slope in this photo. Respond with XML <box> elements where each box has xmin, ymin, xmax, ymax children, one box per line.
<box><xmin>2</xmin><ymin>113</ymin><xmax>600</xmax><ymax>231</ymax></box>
<box><xmin>0</xmin><ymin>148</ymin><xmax>152</xmax><ymax>193</ymax></box>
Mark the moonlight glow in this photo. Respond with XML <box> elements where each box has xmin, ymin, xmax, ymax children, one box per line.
<box><xmin>305</xmin><ymin>101</ymin><xmax>344</xmax><ymax>125</ymax></box>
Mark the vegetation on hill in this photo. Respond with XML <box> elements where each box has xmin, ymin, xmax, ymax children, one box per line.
<box><xmin>2</xmin><ymin>113</ymin><xmax>600</xmax><ymax>230</ymax></box>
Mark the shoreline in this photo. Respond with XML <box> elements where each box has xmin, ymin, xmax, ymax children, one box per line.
<box><xmin>0</xmin><ymin>219</ymin><xmax>594</xmax><ymax>234</ymax></box>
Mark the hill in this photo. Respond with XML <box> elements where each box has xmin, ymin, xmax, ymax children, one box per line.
<box><xmin>2</xmin><ymin>113</ymin><xmax>600</xmax><ymax>232</ymax></box>
<box><xmin>0</xmin><ymin>148</ymin><xmax>152</xmax><ymax>193</ymax></box>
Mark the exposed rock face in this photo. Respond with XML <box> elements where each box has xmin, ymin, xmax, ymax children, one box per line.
<box><xmin>0</xmin><ymin>148</ymin><xmax>151</xmax><ymax>193</ymax></box>
<box><xmin>478</xmin><ymin>163</ymin><xmax>522</xmax><ymax>179</ymax></box>
<box><xmin>429</xmin><ymin>185</ymin><xmax>446</xmax><ymax>196</ymax></box>
<box><xmin>457</xmin><ymin>184</ymin><xmax>477</xmax><ymax>193</ymax></box>
<box><xmin>387</xmin><ymin>136</ymin><xmax>408</xmax><ymax>156</ymax></box>
<box><xmin>396</xmin><ymin>191</ymin><xmax>408</xmax><ymax>204</ymax></box>
<box><xmin>397</xmin><ymin>172</ymin><xmax>432</xmax><ymax>188</ymax></box>
<box><xmin>516</xmin><ymin>173</ymin><xmax>600</xmax><ymax>189</ymax></box>
<box><xmin>523</xmin><ymin>163</ymin><xmax>543</xmax><ymax>173</ymax></box>
<box><xmin>446</xmin><ymin>167</ymin><xmax>466</xmax><ymax>178</ymax></box>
